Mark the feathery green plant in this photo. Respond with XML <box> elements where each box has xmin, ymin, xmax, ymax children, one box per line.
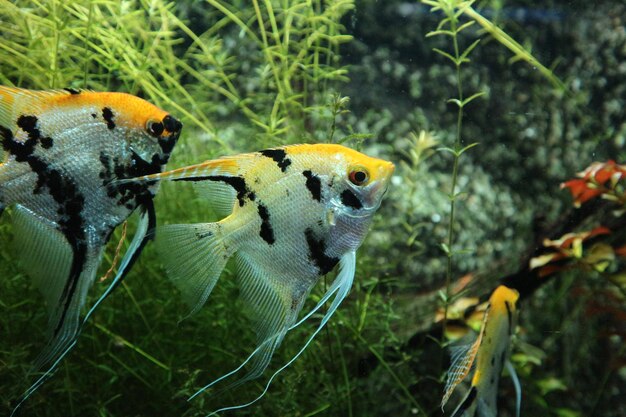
<box><xmin>201</xmin><ymin>0</ymin><xmax>355</xmax><ymax>143</ymax></box>
<box><xmin>0</xmin><ymin>0</ymin><xmax>355</xmax><ymax>151</ymax></box>
<box><xmin>421</xmin><ymin>0</ymin><xmax>484</xmax><ymax>350</ymax></box>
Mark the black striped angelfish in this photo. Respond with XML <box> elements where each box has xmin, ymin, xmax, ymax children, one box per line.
<box><xmin>122</xmin><ymin>143</ymin><xmax>394</xmax><ymax>412</ymax></box>
<box><xmin>0</xmin><ymin>86</ymin><xmax>182</xmax><ymax>413</ymax></box>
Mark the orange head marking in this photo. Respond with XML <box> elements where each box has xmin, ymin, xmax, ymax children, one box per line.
<box><xmin>489</xmin><ymin>285</ymin><xmax>520</xmax><ymax>309</ymax></box>
<box><xmin>49</xmin><ymin>91</ymin><xmax>183</xmax><ymax>142</ymax></box>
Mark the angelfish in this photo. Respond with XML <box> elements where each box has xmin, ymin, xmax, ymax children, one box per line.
<box><xmin>0</xmin><ymin>86</ymin><xmax>181</xmax><ymax>403</ymax></box>
<box><xmin>122</xmin><ymin>143</ymin><xmax>394</xmax><ymax>410</ymax></box>
<box><xmin>442</xmin><ymin>285</ymin><xmax>522</xmax><ymax>417</ymax></box>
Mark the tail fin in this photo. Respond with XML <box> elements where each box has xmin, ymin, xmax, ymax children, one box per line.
<box><xmin>155</xmin><ymin>223</ymin><xmax>231</xmax><ymax>316</ymax></box>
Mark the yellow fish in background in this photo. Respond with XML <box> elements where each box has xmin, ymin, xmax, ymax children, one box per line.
<box><xmin>0</xmin><ymin>86</ymin><xmax>182</xmax><ymax>411</ymax></box>
<box><xmin>442</xmin><ymin>285</ymin><xmax>521</xmax><ymax>417</ymax></box>
<box><xmin>122</xmin><ymin>143</ymin><xmax>394</xmax><ymax>412</ymax></box>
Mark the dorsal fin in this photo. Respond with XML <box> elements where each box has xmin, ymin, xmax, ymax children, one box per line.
<box><xmin>0</xmin><ymin>87</ymin><xmax>73</xmax><ymax>126</ymax></box>
<box><xmin>442</xmin><ymin>337</ymin><xmax>482</xmax><ymax>409</ymax></box>
<box><xmin>121</xmin><ymin>153</ymin><xmax>260</xmax><ymax>183</ymax></box>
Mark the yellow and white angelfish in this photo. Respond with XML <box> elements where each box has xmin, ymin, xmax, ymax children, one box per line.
<box><xmin>0</xmin><ymin>86</ymin><xmax>182</xmax><ymax>415</ymax></box>
<box><xmin>442</xmin><ymin>285</ymin><xmax>521</xmax><ymax>417</ymax></box>
<box><xmin>123</xmin><ymin>143</ymin><xmax>394</xmax><ymax>411</ymax></box>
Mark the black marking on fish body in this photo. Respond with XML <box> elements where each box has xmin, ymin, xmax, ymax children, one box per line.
<box><xmin>500</xmin><ymin>351</ymin><xmax>506</xmax><ymax>369</ymax></box>
<box><xmin>260</xmin><ymin>148</ymin><xmax>291</xmax><ymax>172</ymax></box>
<box><xmin>505</xmin><ymin>300</ymin><xmax>513</xmax><ymax>334</ymax></box>
<box><xmin>158</xmin><ymin>136</ymin><xmax>176</xmax><ymax>156</ymax></box>
<box><xmin>64</xmin><ymin>88</ymin><xmax>80</xmax><ymax>95</ymax></box>
<box><xmin>257</xmin><ymin>203</ymin><xmax>275</xmax><ymax>244</ymax></box>
<box><xmin>91</xmin><ymin>113</ymin><xmax>97</xmax><ymax>119</ymax></box>
<box><xmin>302</xmin><ymin>170</ymin><xmax>321</xmax><ymax>202</ymax></box>
<box><xmin>0</xmin><ymin>125</ymin><xmax>16</xmax><ymax>154</ymax></box>
<box><xmin>491</xmin><ymin>356</ymin><xmax>496</xmax><ymax>366</ymax></box>
<box><xmin>40</xmin><ymin>136</ymin><xmax>53</xmax><ymax>149</ymax></box>
<box><xmin>17</xmin><ymin>115</ymin><xmax>39</xmax><ymax>138</ymax></box>
<box><xmin>3</xmin><ymin>124</ymin><xmax>88</xmax><ymax>335</ymax></box>
<box><xmin>100</xmin><ymin>150</ymin><xmax>162</xmax><ymax>210</ymax></box>
<box><xmin>176</xmin><ymin>175</ymin><xmax>251</xmax><ymax>207</ymax></box>
<box><xmin>304</xmin><ymin>228</ymin><xmax>339</xmax><ymax>275</ymax></box>
<box><xmin>102</xmin><ymin>107</ymin><xmax>115</xmax><ymax>130</ymax></box>
<box><xmin>16</xmin><ymin>115</ymin><xmax>55</xmax><ymax>151</ymax></box>
<box><xmin>340</xmin><ymin>189</ymin><xmax>363</xmax><ymax>209</ymax></box>
<box><xmin>451</xmin><ymin>386</ymin><xmax>477</xmax><ymax>417</ymax></box>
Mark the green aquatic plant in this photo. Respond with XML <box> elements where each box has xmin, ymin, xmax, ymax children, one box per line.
<box><xmin>421</xmin><ymin>0</ymin><xmax>484</xmax><ymax>348</ymax></box>
<box><xmin>200</xmin><ymin>0</ymin><xmax>355</xmax><ymax>143</ymax></box>
<box><xmin>0</xmin><ymin>0</ymin><xmax>218</xmax><ymax>143</ymax></box>
<box><xmin>0</xmin><ymin>0</ymin><xmax>355</xmax><ymax>151</ymax></box>
<box><xmin>420</xmin><ymin>0</ymin><xmax>567</xmax><ymax>341</ymax></box>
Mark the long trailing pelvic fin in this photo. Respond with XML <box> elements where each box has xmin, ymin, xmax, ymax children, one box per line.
<box><xmin>192</xmin><ymin>252</ymin><xmax>356</xmax><ymax>415</ymax></box>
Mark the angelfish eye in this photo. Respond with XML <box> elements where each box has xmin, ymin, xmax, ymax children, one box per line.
<box><xmin>146</xmin><ymin>119</ymin><xmax>164</xmax><ymax>137</ymax></box>
<box><xmin>348</xmin><ymin>168</ymin><xmax>369</xmax><ymax>186</ymax></box>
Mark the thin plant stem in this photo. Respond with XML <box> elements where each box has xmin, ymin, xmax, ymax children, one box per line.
<box><xmin>441</xmin><ymin>2</ymin><xmax>465</xmax><ymax>350</ymax></box>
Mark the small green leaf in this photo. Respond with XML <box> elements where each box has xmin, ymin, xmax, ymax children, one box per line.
<box><xmin>553</xmin><ymin>408</ymin><xmax>582</xmax><ymax>417</ymax></box>
<box><xmin>537</xmin><ymin>377</ymin><xmax>567</xmax><ymax>395</ymax></box>
<box><xmin>432</xmin><ymin>48</ymin><xmax>457</xmax><ymax>63</ymax></box>
<box><xmin>426</xmin><ymin>30</ymin><xmax>455</xmax><ymax>38</ymax></box>
<box><xmin>440</xmin><ymin>243</ymin><xmax>451</xmax><ymax>255</ymax></box>
<box><xmin>456</xmin><ymin>20</ymin><xmax>476</xmax><ymax>33</ymax></box>
<box><xmin>461</xmin><ymin>91</ymin><xmax>486</xmax><ymax>106</ymax></box>
<box><xmin>453</xmin><ymin>191</ymin><xmax>468</xmax><ymax>200</ymax></box>
<box><xmin>457</xmin><ymin>142</ymin><xmax>480</xmax><ymax>155</ymax></box>
<box><xmin>460</xmin><ymin>39</ymin><xmax>481</xmax><ymax>61</ymax></box>
<box><xmin>437</xmin><ymin>146</ymin><xmax>458</xmax><ymax>156</ymax></box>
<box><xmin>447</xmin><ymin>98</ymin><xmax>463</xmax><ymax>108</ymax></box>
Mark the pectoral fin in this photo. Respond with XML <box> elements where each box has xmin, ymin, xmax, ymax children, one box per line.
<box><xmin>191</xmin><ymin>180</ymin><xmax>236</xmax><ymax>218</ymax></box>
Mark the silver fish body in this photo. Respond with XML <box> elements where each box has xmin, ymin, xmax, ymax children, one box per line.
<box><xmin>124</xmin><ymin>143</ymin><xmax>394</xmax><ymax>410</ymax></box>
<box><xmin>0</xmin><ymin>87</ymin><xmax>181</xmax><ymax>376</ymax></box>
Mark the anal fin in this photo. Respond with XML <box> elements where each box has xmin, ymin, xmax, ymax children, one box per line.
<box><xmin>155</xmin><ymin>222</ymin><xmax>230</xmax><ymax>316</ymax></box>
<box><xmin>11</xmin><ymin>205</ymin><xmax>102</xmax><ymax>368</ymax></box>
